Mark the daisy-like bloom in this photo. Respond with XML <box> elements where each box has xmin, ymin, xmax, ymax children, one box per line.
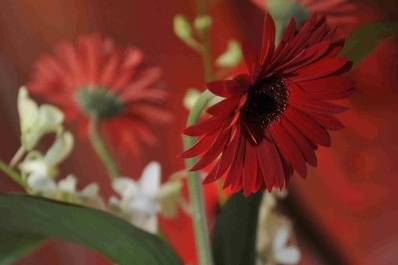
<box><xmin>182</xmin><ymin>14</ymin><xmax>353</xmax><ymax>195</ymax></box>
<box><xmin>252</xmin><ymin>0</ymin><xmax>359</xmax><ymax>29</ymax></box>
<box><xmin>28</xmin><ymin>35</ymin><xmax>170</xmax><ymax>154</ymax></box>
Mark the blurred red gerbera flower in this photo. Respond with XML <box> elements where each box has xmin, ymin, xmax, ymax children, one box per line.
<box><xmin>252</xmin><ymin>0</ymin><xmax>359</xmax><ymax>29</ymax></box>
<box><xmin>28</xmin><ymin>35</ymin><xmax>170</xmax><ymax>154</ymax></box>
<box><xmin>182</xmin><ymin>14</ymin><xmax>353</xmax><ymax>195</ymax></box>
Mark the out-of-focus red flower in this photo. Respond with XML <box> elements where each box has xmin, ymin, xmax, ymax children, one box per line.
<box><xmin>251</xmin><ymin>0</ymin><xmax>360</xmax><ymax>28</ymax></box>
<box><xmin>182</xmin><ymin>14</ymin><xmax>353</xmax><ymax>195</ymax></box>
<box><xmin>28</xmin><ymin>35</ymin><xmax>170</xmax><ymax>154</ymax></box>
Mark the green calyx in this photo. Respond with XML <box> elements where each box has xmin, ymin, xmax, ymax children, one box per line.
<box><xmin>75</xmin><ymin>86</ymin><xmax>124</xmax><ymax>119</ymax></box>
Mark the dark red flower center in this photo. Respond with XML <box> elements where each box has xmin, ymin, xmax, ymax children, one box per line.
<box><xmin>75</xmin><ymin>86</ymin><xmax>124</xmax><ymax>119</ymax></box>
<box><xmin>241</xmin><ymin>75</ymin><xmax>289</xmax><ymax>145</ymax></box>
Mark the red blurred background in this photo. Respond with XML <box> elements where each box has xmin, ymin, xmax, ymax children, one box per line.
<box><xmin>0</xmin><ymin>0</ymin><xmax>397</xmax><ymax>264</ymax></box>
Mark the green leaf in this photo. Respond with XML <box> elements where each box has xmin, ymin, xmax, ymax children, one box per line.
<box><xmin>342</xmin><ymin>21</ymin><xmax>398</xmax><ymax>65</ymax></box>
<box><xmin>0</xmin><ymin>231</ymin><xmax>42</xmax><ymax>265</ymax></box>
<box><xmin>0</xmin><ymin>193</ymin><xmax>182</xmax><ymax>265</ymax></box>
<box><xmin>213</xmin><ymin>192</ymin><xmax>263</xmax><ymax>265</ymax></box>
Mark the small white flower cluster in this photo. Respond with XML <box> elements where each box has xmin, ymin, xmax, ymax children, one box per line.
<box><xmin>11</xmin><ymin>88</ymin><xmax>183</xmax><ymax>234</ymax></box>
<box><xmin>14</xmin><ymin>88</ymin><xmax>103</xmax><ymax>207</ymax></box>
<box><xmin>256</xmin><ymin>192</ymin><xmax>301</xmax><ymax>265</ymax></box>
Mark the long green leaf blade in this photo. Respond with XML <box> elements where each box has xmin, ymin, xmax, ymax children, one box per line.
<box><xmin>0</xmin><ymin>193</ymin><xmax>182</xmax><ymax>265</ymax></box>
<box><xmin>342</xmin><ymin>21</ymin><xmax>398</xmax><ymax>65</ymax></box>
<box><xmin>213</xmin><ymin>192</ymin><xmax>263</xmax><ymax>265</ymax></box>
<box><xmin>0</xmin><ymin>231</ymin><xmax>42</xmax><ymax>265</ymax></box>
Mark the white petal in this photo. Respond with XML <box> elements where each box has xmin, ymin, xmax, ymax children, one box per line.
<box><xmin>112</xmin><ymin>177</ymin><xmax>138</xmax><ymax>199</ymax></box>
<box><xmin>45</xmin><ymin>132</ymin><xmax>74</xmax><ymax>166</ymax></box>
<box><xmin>18</xmin><ymin>87</ymin><xmax>38</xmax><ymax>137</ymax></box>
<box><xmin>132</xmin><ymin>213</ymin><xmax>158</xmax><ymax>234</ymax></box>
<box><xmin>27</xmin><ymin>174</ymin><xmax>57</xmax><ymax>193</ymax></box>
<box><xmin>58</xmin><ymin>175</ymin><xmax>77</xmax><ymax>193</ymax></box>
<box><xmin>139</xmin><ymin>162</ymin><xmax>161</xmax><ymax>197</ymax></box>
<box><xmin>37</xmin><ymin>104</ymin><xmax>64</xmax><ymax>133</ymax></box>
<box><xmin>80</xmin><ymin>183</ymin><xmax>99</xmax><ymax>198</ymax></box>
<box><xmin>274</xmin><ymin>247</ymin><xmax>301</xmax><ymax>265</ymax></box>
<box><xmin>19</xmin><ymin>156</ymin><xmax>50</xmax><ymax>177</ymax></box>
<box><xmin>273</xmin><ymin>227</ymin><xmax>290</xmax><ymax>251</ymax></box>
<box><xmin>109</xmin><ymin>196</ymin><xmax>121</xmax><ymax>207</ymax></box>
<box><xmin>124</xmin><ymin>197</ymin><xmax>159</xmax><ymax>216</ymax></box>
<box><xmin>143</xmin><ymin>215</ymin><xmax>158</xmax><ymax>234</ymax></box>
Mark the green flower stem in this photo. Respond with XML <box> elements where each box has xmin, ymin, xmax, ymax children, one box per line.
<box><xmin>182</xmin><ymin>2</ymin><xmax>218</xmax><ymax>265</ymax></box>
<box><xmin>184</xmin><ymin>90</ymin><xmax>215</xmax><ymax>265</ymax></box>
<box><xmin>89</xmin><ymin>118</ymin><xmax>120</xmax><ymax>179</ymax></box>
<box><xmin>0</xmin><ymin>160</ymin><xmax>28</xmax><ymax>190</ymax></box>
<box><xmin>9</xmin><ymin>146</ymin><xmax>26</xmax><ymax>168</ymax></box>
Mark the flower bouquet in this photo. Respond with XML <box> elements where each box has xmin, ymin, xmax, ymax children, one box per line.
<box><xmin>0</xmin><ymin>0</ymin><xmax>397</xmax><ymax>265</ymax></box>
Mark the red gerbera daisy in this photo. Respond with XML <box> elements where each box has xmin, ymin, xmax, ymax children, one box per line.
<box><xmin>252</xmin><ymin>0</ymin><xmax>359</xmax><ymax>29</ymax></box>
<box><xmin>182</xmin><ymin>14</ymin><xmax>353</xmax><ymax>195</ymax></box>
<box><xmin>28</xmin><ymin>35</ymin><xmax>170</xmax><ymax>154</ymax></box>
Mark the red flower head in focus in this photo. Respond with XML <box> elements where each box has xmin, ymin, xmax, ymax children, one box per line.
<box><xmin>182</xmin><ymin>14</ymin><xmax>353</xmax><ymax>195</ymax></box>
<box><xmin>28</xmin><ymin>35</ymin><xmax>170</xmax><ymax>154</ymax></box>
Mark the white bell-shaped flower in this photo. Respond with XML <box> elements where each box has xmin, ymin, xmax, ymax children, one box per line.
<box><xmin>111</xmin><ymin>162</ymin><xmax>161</xmax><ymax>233</ymax></box>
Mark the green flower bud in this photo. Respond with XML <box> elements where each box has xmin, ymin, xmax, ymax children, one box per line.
<box><xmin>174</xmin><ymin>15</ymin><xmax>192</xmax><ymax>41</ymax></box>
<box><xmin>216</xmin><ymin>40</ymin><xmax>243</xmax><ymax>68</ymax></box>
<box><xmin>194</xmin><ymin>15</ymin><xmax>212</xmax><ymax>33</ymax></box>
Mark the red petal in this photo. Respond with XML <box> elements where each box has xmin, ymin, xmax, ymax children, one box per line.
<box><xmin>126</xmin><ymin>105</ymin><xmax>171</xmax><ymax>123</ymax></box>
<box><xmin>307</xmin><ymin>113</ymin><xmax>344</xmax><ymax>130</ymax></box>
<box><xmin>242</xmin><ymin>41</ymin><xmax>259</xmax><ymax>79</ymax></box>
<box><xmin>208</xmin><ymin>130</ymin><xmax>240</xmax><ymax>183</ymax></box>
<box><xmin>181</xmin><ymin>130</ymin><xmax>218</xmax><ymax>158</ymax></box>
<box><xmin>223</xmin><ymin>138</ymin><xmax>245</xmax><ymax>190</ymax></box>
<box><xmin>207</xmin><ymin>97</ymin><xmax>238</xmax><ymax>116</ymax></box>
<box><xmin>203</xmin><ymin>163</ymin><xmax>220</xmax><ymax>184</ymax></box>
<box><xmin>257</xmin><ymin>137</ymin><xmax>285</xmax><ymax>190</ymax></box>
<box><xmin>285</xmin><ymin>107</ymin><xmax>331</xmax><ymax>146</ymax></box>
<box><xmin>296</xmin><ymin>76</ymin><xmax>354</xmax><ymax>100</ymax></box>
<box><xmin>280</xmin><ymin>118</ymin><xmax>317</xmax><ymax>167</ymax></box>
<box><xmin>289</xmin><ymin>88</ymin><xmax>348</xmax><ymax>114</ymax></box>
<box><xmin>292</xmin><ymin>57</ymin><xmax>352</xmax><ymax>82</ymax></box>
<box><xmin>242</xmin><ymin>141</ymin><xmax>259</xmax><ymax>195</ymax></box>
<box><xmin>260</xmin><ymin>14</ymin><xmax>275</xmax><ymax>66</ymax></box>
<box><xmin>183</xmin><ymin>116</ymin><xmax>228</xmax><ymax>136</ymax></box>
<box><xmin>269</xmin><ymin>124</ymin><xmax>307</xmax><ymax>177</ymax></box>
<box><xmin>191</xmin><ymin>130</ymin><xmax>230</xmax><ymax>171</ymax></box>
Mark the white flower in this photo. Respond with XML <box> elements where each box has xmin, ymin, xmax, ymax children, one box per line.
<box><xmin>27</xmin><ymin>174</ymin><xmax>57</xmax><ymax>193</ymax></box>
<box><xmin>270</xmin><ymin>227</ymin><xmax>301</xmax><ymax>265</ymax></box>
<box><xmin>110</xmin><ymin>162</ymin><xmax>183</xmax><ymax>233</ymax></box>
<box><xmin>18</xmin><ymin>87</ymin><xmax>64</xmax><ymax>150</ymax></box>
<box><xmin>111</xmin><ymin>162</ymin><xmax>162</xmax><ymax>233</ymax></box>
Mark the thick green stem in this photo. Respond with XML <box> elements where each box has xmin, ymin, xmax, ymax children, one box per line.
<box><xmin>184</xmin><ymin>91</ymin><xmax>215</xmax><ymax>265</ymax></box>
<box><xmin>0</xmin><ymin>160</ymin><xmax>28</xmax><ymax>190</ymax></box>
<box><xmin>89</xmin><ymin>118</ymin><xmax>120</xmax><ymax>179</ymax></box>
<box><xmin>183</xmin><ymin>2</ymin><xmax>217</xmax><ymax>264</ymax></box>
